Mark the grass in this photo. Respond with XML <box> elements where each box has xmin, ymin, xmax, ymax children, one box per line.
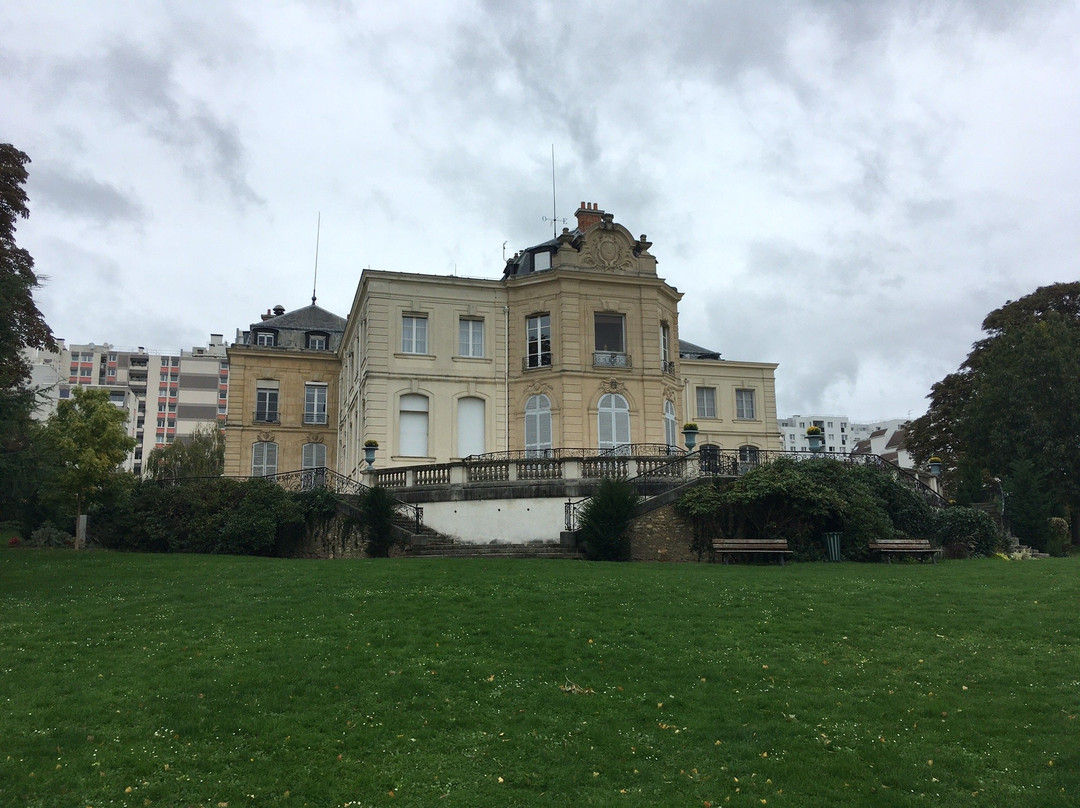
<box><xmin>1</xmin><ymin>550</ymin><xmax>1078</xmax><ymax>807</ymax></box>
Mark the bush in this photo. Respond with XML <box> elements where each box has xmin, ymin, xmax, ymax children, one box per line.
<box><xmin>362</xmin><ymin>486</ymin><xmax>401</xmax><ymax>557</ymax></box>
<box><xmin>87</xmin><ymin>477</ymin><xmax>345</xmax><ymax>557</ymax></box>
<box><xmin>579</xmin><ymin>477</ymin><xmax>639</xmax><ymax>561</ymax></box>
<box><xmin>933</xmin><ymin>507</ymin><xmax>1002</xmax><ymax>557</ymax></box>
<box><xmin>677</xmin><ymin>458</ymin><xmax>965</xmax><ymax>563</ymax></box>
<box><xmin>29</xmin><ymin>523</ymin><xmax>73</xmax><ymax>548</ymax></box>
<box><xmin>1047</xmin><ymin>517</ymin><xmax>1071</xmax><ymax>557</ymax></box>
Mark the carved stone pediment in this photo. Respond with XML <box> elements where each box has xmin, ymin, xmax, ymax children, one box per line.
<box><xmin>582</xmin><ymin>230</ymin><xmax>635</xmax><ymax>273</ymax></box>
<box><xmin>306</xmin><ymin>433</ymin><xmax>325</xmax><ymax>445</ymax></box>
<box><xmin>257</xmin><ymin>430</ymin><xmax>275</xmax><ymax>442</ymax></box>
<box><xmin>599</xmin><ymin>378</ymin><xmax>626</xmax><ymax>395</ymax></box>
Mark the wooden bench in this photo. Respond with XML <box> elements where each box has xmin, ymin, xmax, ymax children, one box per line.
<box><xmin>869</xmin><ymin>538</ymin><xmax>939</xmax><ymax>563</ymax></box>
<box><xmin>713</xmin><ymin>538</ymin><xmax>791</xmax><ymax>565</ymax></box>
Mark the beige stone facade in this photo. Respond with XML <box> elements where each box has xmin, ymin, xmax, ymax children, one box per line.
<box><xmin>223</xmin><ymin>305</ymin><xmax>345</xmax><ymax>477</ymax></box>
<box><xmin>336</xmin><ymin>203</ymin><xmax>782</xmax><ymax>476</ymax></box>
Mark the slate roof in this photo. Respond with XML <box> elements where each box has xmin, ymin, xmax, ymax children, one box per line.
<box><xmin>248</xmin><ymin>304</ymin><xmax>346</xmax><ymax>334</ymax></box>
<box><xmin>678</xmin><ymin>339</ymin><xmax>722</xmax><ymax>360</ymax></box>
<box><xmin>502</xmin><ymin>235</ymin><xmax>574</xmax><ymax>278</ymax></box>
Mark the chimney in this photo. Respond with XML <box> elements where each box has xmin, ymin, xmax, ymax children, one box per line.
<box><xmin>261</xmin><ymin>308</ymin><xmax>273</xmax><ymax>321</ymax></box>
<box><xmin>575</xmin><ymin>201</ymin><xmax>605</xmax><ymax>231</ymax></box>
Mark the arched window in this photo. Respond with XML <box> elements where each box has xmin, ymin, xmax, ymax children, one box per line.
<box><xmin>399</xmin><ymin>394</ymin><xmax>429</xmax><ymax>457</ymax></box>
<box><xmin>598</xmin><ymin>393</ymin><xmax>631</xmax><ymax>453</ymax></box>
<box><xmin>302</xmin><ymin>442</ymin><xmax>326</xmax><ymax>469</ymax></box>
<box><xmin>664</xmin><ymin>400</ymin><xmax>677</xmax><ymax>451</ymax></box>
<box><xmin>457</xmin><ymin>397</ymin><xmax>485</xmax><ymax>458</ymax></box>
<box><xmin>525</xmin><ymin>394</ymin><xmax>552</xmax><ymax>457</ymax></box>
<box><xmin>252</xmin><ymin>441</ymin><xmax>277</xmax><ymax>476</ymax></box>
<box><xmin>738</xmin><ymin>445</ymin><xmax>760</xmax><ymax>473</ymax></box>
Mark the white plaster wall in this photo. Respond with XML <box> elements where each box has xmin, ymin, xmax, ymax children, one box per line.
<box><xmin>420</xmin><ymin>497</ymin><xmax>567</xmax><ymax>543</ymax></box>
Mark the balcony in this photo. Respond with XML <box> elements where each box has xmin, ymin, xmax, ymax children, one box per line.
<box><xmin>253</xmin><ymin>411</ymin><xmax>280</xmax><ymax>424</ymax></box>
<box><xmin>593</xmin><ymin>351</ymin><xmax>632</xmax><ymax>369</ymax></box>
<box><xmin>522</xmin><ymin>354</ymin><xmax>553</xmax><ymax>371</ymax></box>
<box><xmin>304</xmin><ymin>414</ymin><xmax>328</xmax><ymax>425</ymax></box>
<box><xmin>661</xmin><ymin>359</ymin><xmax>677</xmax><ymax>376</ymax></box>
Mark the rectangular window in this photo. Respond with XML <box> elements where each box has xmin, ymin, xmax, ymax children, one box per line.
<box><xmin>594</xmin><ymin>313</ymin><xmax>625</xmax><ymax>353</ymax></box>
<box><xmin>307</xmin><ymin>334</ymin><xmax>327</xmax><ymax>351</ymax></box>
<box><xmin>305</xmin><ymin>383</ymin><xmax>328</xmax><ymax>425</ymax></box>
<box><xmin>402</xmin><ymin>315</ymin><xmax>428</xmax><ymax>354</ymax></box>
<box><xmin>80</xmin><ymin>367</ymin><xmax>92</xmax><ymax>377</ymax></box>
<box><xmin>459</xmin><ymin>318</ymin><xmax>484</xmax><ymax>357</ymax></box>
<box><xmin>256</xmin><ymin>332</ymin><xmax>275</xmax><ymax>346</ymax></box>
<box><xmin>255</xmin><ymin>385</ymin><xmax>279</xmax><ymax>422</ymax></box>
<box><xmin>696</xmin><ymin>387</ymin><xmax>717</xmax><ymax>419</ymax></box>
<box><xmin>526</xmin><ymin>314</ymin><xmax>551</xmax><ymax>368</ymax></box>
<box><xmin>736</xmin><ymin>389</ymin><xmax>756</xmax><ymax>420</ymax></box>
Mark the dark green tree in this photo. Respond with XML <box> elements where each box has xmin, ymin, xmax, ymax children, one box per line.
<box><xmin>0</xmin><ymin>144</ymin><xmax>57</xmax><ymax>521</ymax></box>
<box><xmin>1002</xmin><ymin>458</ymin><xmax>1052</xmax><ymax>552</ymax></box>
<box><xmin>907</xmin><ymin>283</ymin><xmax>1080</xmax><ymax>535</ymax></box>
<box><xmin>579</xmin><ymin>477</ymin><xmax>640</xmax><ymax>561</ymax></box>
<box><xmin>145</xmin><ymin>423</ymin><xmax>225</xmax><ymax>480</ymax></box>
<box><xmin>361</xmin><ymin>485</ymin><xmax>401</xmax><ymax>557</ymax></box>
<box><xmin>39</xmin><ymin>387</ymin><xmax>136</xmax><ymax>548</ymax></box>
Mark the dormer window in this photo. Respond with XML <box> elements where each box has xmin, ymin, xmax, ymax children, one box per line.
<box><xmin>533</xmin><ymin>250</ymin><xmax>551</xmax><ymax>272</ymax></box>
<box><xmin>254</xmin><ymin>331</ymin><xmax>276</xmax><ymax>347</ymax></box>
<box><xmin>306</xmin><ymin>332</ymin><xmax>329</xmax><ymax>351</ymax></box>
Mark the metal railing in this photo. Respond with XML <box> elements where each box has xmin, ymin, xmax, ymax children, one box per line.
<box><xmin>265</xmin><ymin>467</ymin><xmax>424</xmax><ymax>531</ymax></box>
<box><xmin>593</xmin><ymin>351</ymin><xmax>632</xmax><ymax>368</ymax></box>
<box><xmin>522</xmin><ymin>354</ymin><xmax>553</xmax><ymax>371</ymax></box>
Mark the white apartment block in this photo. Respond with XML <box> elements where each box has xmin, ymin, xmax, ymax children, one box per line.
<box><xmin>779</xmin><ymin>414</ymin><xmax>913</xmax><ymax>466</ymax></box>
<box><xmin>25</xmin><ymin>336</ymin><xmax>230</xmax><ymax>476</ymax></box>
<box><xmin>779</xmin><ymin>415</ymin><xmax>853</xmax><ymax>454</ymax></box>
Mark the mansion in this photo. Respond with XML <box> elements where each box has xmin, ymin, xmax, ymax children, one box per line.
<box><xmin>222</xmin><ymin>203</ymin><xmax>781</xmax><ymax>478</ymax></box>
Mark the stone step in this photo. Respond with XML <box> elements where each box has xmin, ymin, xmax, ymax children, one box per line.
<box><xmin>403</xmin><ymin>542</ymin><xmax>583</xmax><ymax>560</ymax></box>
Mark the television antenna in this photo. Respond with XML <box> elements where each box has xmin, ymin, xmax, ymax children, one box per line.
<box><xmin>541</xmin><ymin>144</ymin><xmax>566</xmax><ymax>237</ymax></box>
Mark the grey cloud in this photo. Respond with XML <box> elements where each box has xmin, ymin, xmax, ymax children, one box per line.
<box><xmin>50</xmin><ymin>42</ymin><xmax>263</xmax><ymax>207</ymax></box>
<box><xmin>31</xmin><ymin>164</ymin><xmax>146</xmax><ymax>225</ymax></box>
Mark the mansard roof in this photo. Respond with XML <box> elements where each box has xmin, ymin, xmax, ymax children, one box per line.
<box><xmin>248</xmin><ymin>304</ymin><xmax>346</xmax><ymax>335</ymax></box>
<box><xmin>678</xmin><ymin>339</ymin><xmax>722</xmax><ymax>361</ymax></box>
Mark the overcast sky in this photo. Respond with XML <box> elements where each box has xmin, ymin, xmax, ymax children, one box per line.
<box><xmin>4</xmin><ymin>1</ymin><xmax>1078</xmax><ymax>421</ymax></box>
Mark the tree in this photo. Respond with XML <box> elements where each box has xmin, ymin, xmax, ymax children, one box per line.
<box><xmin>0</xmin><ymin>144</ymin><xmax>56</xmax><ymax>520</ymax></box>
<box><xmin>907</xmin><ymin>283</ymin><xmax>1080</xmax><ymax>535</ymax></box>
<box><xmin>578</xmin><ymin>477</ymin><xmax>640</xmax><ymax>561</ymax></box>
<box><xmin>40</xmin><ymin>387</ymin><xmax>136</xmax><ymax>548</ymax></box>
<box><xmin>145</xmin><ymin>423</ymin><xmax>225</xmax><ymax>480</ymax></box>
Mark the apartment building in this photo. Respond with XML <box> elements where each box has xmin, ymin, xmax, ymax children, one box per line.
<box><xmin>25</xmin><ymin>336</ymin><xmax>230</xmax><ymax>475</ymax></box>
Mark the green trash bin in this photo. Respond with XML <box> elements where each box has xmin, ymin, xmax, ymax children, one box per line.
<box><xmin>823</xmin><ymin>532</ymin><xmax>842</xmax><ymax>562</ymax></box>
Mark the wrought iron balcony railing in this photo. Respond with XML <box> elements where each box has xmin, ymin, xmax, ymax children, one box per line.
<box><xmin>593</xmin><ymin>351</ymin><xmax>632</xmax><ymax>368</ymax></box>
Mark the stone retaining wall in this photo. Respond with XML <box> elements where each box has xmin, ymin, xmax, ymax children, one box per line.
<box><xmin>628</xmin><ymin>503</ymin><xmax>701</xmax><ymax>562</ymax></box>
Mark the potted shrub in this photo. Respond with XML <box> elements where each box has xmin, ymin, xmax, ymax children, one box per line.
<box><xmin>363</xmin><ymin>439</ymin><xmax>379</xmax><ymax>468</ymax></box>
<box><xmin>806</xmin><ymin>425</ymin><xmax>824</xmax><ymax>452</ymax></box>
<box><xmin>928</xmin><ymin>456</ymin><xmax>943</xmax><ymax>476</ymax></box>
<box><xmin>682</xmin><ymin>423</ymin><xmax>699</xmax><ymax>451</ymax></box>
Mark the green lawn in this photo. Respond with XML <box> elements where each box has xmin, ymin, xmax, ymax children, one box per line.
<box><xmin>1</xmin><ymin>550</ymin><xmax>1077</xmax><ymax>807</ymax></box>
